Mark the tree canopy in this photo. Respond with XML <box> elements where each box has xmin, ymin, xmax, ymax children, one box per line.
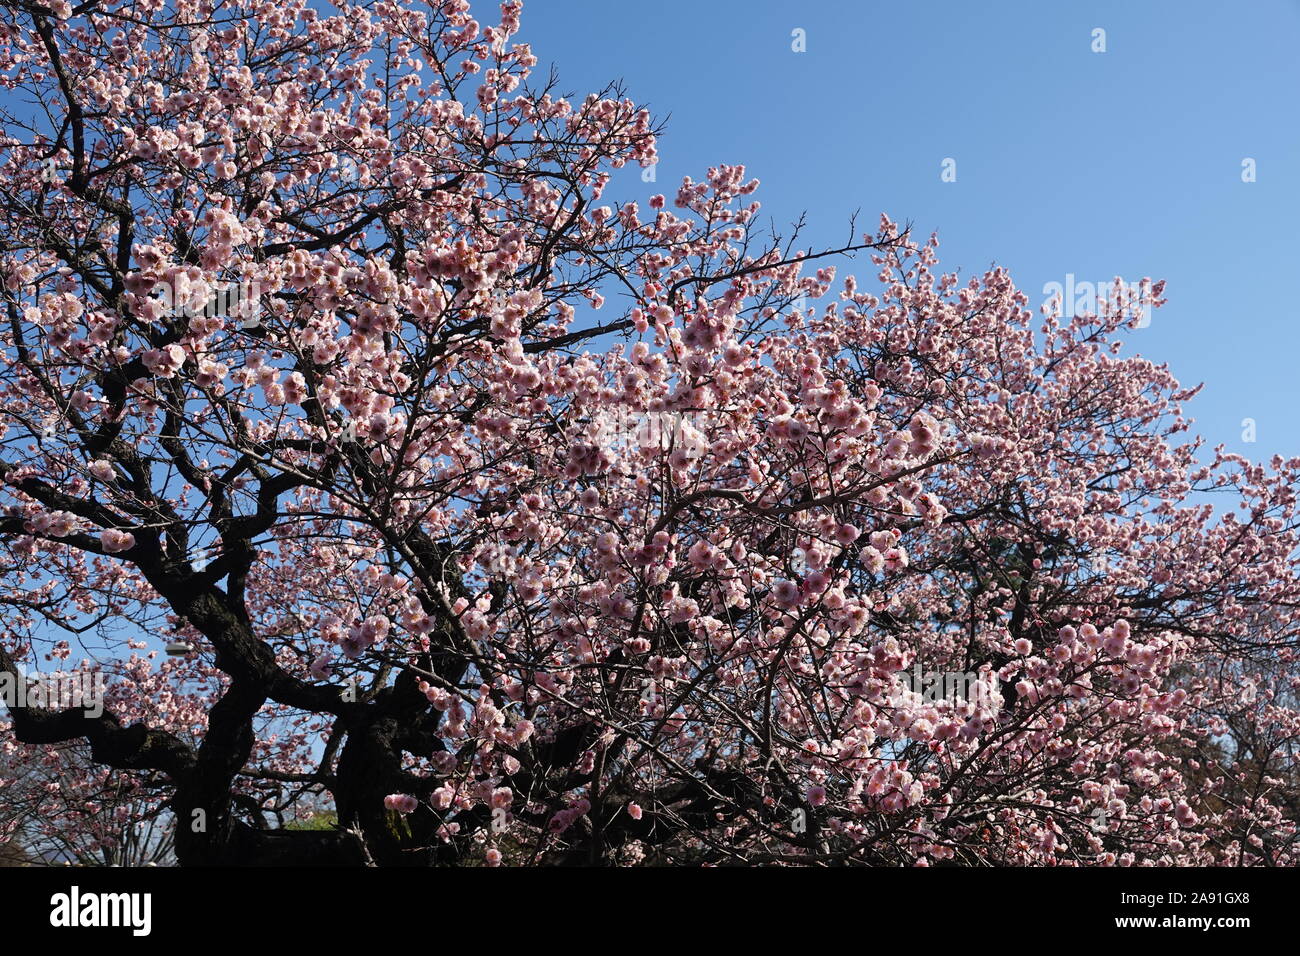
<box><xmin>0</xmin><ymin>0</ymin><xmax>1296</xmax><ymax>866</ymax></box>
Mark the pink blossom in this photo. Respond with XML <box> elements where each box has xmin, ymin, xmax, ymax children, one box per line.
<box><xmin>384</xmin><ymin>794</ymin><xmax>418</xmax><ymax>814</ymax></box>
<box><xmin>101</xmin><ymin>529</ymin><xmax>136</xmax><ymax>553</ymax></box>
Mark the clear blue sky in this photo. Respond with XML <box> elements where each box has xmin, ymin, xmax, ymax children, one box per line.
<box><xmin>514</xmin><ymin>0</ymin><xmax>1300</xmax><ymax>460</ymax></box>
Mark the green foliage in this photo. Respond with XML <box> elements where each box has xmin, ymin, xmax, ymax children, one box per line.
<box><xmin>283</xmin><ymin>812</ymin><xmax>338</xmax><ymax>832</ymax></box>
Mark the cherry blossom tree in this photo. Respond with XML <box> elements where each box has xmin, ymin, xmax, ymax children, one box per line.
<box><xmin>0</xmin><ymin>736</ymin><xmax>179</xmax><ymax>865</ymax></box>
<box><xmin>1</xmin><ymin>0</ymin><xmax>1296</xmax><ymax>866</ymax></box>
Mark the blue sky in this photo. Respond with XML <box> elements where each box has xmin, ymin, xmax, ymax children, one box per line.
<box><xmin>514</xmin><ymin>0</ymin><xmax>1300</xmax><ymax>460</ymax></box>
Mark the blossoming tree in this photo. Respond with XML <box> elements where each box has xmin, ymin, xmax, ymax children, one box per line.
<box><xmin>1</xmin><ymin>0</ymin><xmax>1296</xmax><ymax>866</ymax></box>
